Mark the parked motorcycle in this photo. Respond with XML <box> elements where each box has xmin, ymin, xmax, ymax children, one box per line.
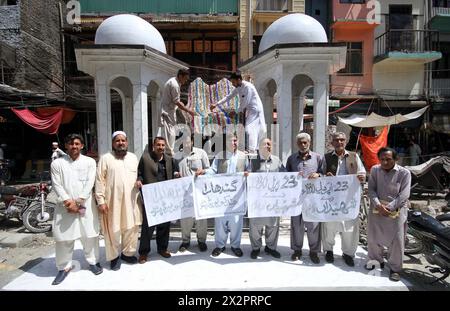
<box><xmin>0</xmin><ymin>159</ymin><xmax>13</xmax><ymax>185</ymax></box>
<box><xmin>0</xmin><ymin>172</ymin><xmax>55</xmax><ymax>233</ymax></box>
<box><xmin>407</xmin><ymin>210</ymin><xmax>450</xmax><ymax>284</ymax></box>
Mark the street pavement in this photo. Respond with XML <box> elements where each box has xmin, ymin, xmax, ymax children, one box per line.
<box><xmin>2</xmin><ymin>234</ymin><xmax>409</xmax><ymax>291</ymax></box>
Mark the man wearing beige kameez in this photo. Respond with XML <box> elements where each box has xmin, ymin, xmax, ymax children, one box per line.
<box><xmin>366</xmin><ymin>147</ymin><xmax>411</xmax><ymax>282</ymax></box>
<box><xmin>95</xmin><ymin>131</ymin><xmax>142</xmax><ymax>271</ymax></box>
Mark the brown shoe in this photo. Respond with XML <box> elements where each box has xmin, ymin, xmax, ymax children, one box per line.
<box><xmin>138</xmin><ymin>255</ymin><xmax>147</xmax><ymax>264</ymax></box>
<box><xmin>158</xmin><ymin>250</ymin><xmax>171</xmax><ymax>258</ymax></box>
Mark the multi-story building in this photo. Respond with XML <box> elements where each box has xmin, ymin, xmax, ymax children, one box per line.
<box><xmin>428</xmin><ymin>0</ymin><xmax>450</xmax><ymax>143</ymax></box>
<box><xmin>239</xmin><ymin>0</ymin><xmax>306</xmax><ymax>62</ymax></box>
<box><xmin>330</xmin><ymin>0</ymin><xmax>379</xmax><ymax>108</ymax></box>
<box><xmin>0</xmin><ymin>0</ymin><xmax>68</xmax><ymax>179</ymax></box>
<box><xmin>67</xmin><ymin>0</ymin><xmax>240</xmax><ymax>85</ymax></box>
<box><xmin>373</xmin><ymin>0</ymin><xmax>441</xmax><ymax>152</ymax></box>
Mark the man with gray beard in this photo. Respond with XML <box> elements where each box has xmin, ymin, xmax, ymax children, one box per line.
<box><xmin>95</xmin><ymin>131</ymin><xmax>142</xmax><ymax>271</ymax></box>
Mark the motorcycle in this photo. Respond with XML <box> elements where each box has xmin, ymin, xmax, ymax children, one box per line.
<box><xmin>0</xmin><ymin>172</ymin><xmax>55</xmax><ymax>233</ymax></box>
<box><xmin>407</xmin><ymin>210</ymin><xmax>450</xmax><ymax>284</ymax></box>
<box><xmin>0</xmin><ymin>159</ymin><xmax>13</xmax><ymax>185</ymax></box>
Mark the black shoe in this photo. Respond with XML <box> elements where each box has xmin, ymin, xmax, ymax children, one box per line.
<box><xmin>89</xmin><ymin>263</ymin><xmax>103</xmax><ymax>275</ymax></box>
<box><xmin>342</xmin><ymin>254</ymin><xmax>355</xmax><ymax>267</ymax></box>
<box><xmin>365</xmin><ymin>261</ymin><xmax>385</xmax><ymax>270</ymax></box>
<box><xmin>179</xmin><ymin>242</ymin><xmax>190</xmax><ymax>252</ymax></box>
<box><xmin>158</xmin><ymin>250</ymin><xmax>172</xmax><ymax>258</ymax></box>
<box><xmin>231</xmin><ymin>247</ymin><xmax>243</xmax><ymax>257</ymax></box>
<box><xmin>309</xmin><ymin>252</ymin><xmax>320</xmax><ymax>264</ymax></box>
<box><xmin>250</xmin><ymin>249</ymin><xmax>260</xmax><ymax>259</ymax></box>
<box><xmin>291</xmin><ymin>250</ymin><xmax>302</xmax><ymax>261</ymax></box>
<box><xmin>212</xmin><ymin>247</ymin><xmax>225</xmax><ymax>257</ymax></box>
<box><xmin>264</xmin><ymin>246</ymin><xmax>281</xmax><ymax>259</ymax></box>
<box><xmin>198</xmin><ymin>242</ymin><xmax>207</xmax><ymax>252</ymax></box>
<box><xmin>120</xmin><ymin>254</ymin><xmax>138</xmax><ymax>264</ymax></box>
<box><xmin>52</xmin><ymin>269</ymin><xmax>70</xmax><ymax>285</ymax></box>
<box><xmin>110</xmin><ymin>256</ymin><xmax>121</xmax><ymax>271</ymax></box>
<box><xmin>325</xmin><ymin>251</ymin><xmax>334</xmax><ymax>263</ymax></box>
<box><xmin>389</xmin><ymin>271</ymin><xmax>401</xmax><ymax>282</ymax></box>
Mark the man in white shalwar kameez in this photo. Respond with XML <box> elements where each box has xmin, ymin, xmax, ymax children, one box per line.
<box><xmin>321</xmin><ymin>132</ymin><xmax>366</xmax><ymax>267</ymax></box>
<box><xmin>95</xmin><ymin>131</ymin><xmax>142</xmax><ymax>271</ymax></box>
<box><xmin>211</xmin><ymin>72</ymin><xmax>266</xmax><ymax>153</ymax></box>
<box><xmin>51</xmin><ymin>134</ymin><xmax>102</xmax><ymax>285</ymax></box>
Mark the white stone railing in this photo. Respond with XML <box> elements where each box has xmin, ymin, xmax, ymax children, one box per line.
<box><xmin>432</xmin><ymin>7</ymin><xmax>450</xmax><ymax>18</ymax></box>
<box><xmin>431</xmin><ymin>78</ymin><xmax>450</xmax><ymax>97</ymax></box>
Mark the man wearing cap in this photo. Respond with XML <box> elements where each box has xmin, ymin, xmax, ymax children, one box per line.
<box><xmin>95</xmin><ymin>131</ymin><xmax>142</xmax><ymax>271</ymax></box>
<box><xmin>51</xmin><ymin>142</ymin><xmax>66</xmax><ymax>162</ymax></box>
<box><xmin>211</xmin><ymin>72</ymin><xmax>266</xmax><ymax>154</ymax></box>
<box><xmin>159</xmin><ymin>69</ymin><xmax>196</xmax><ymax>155</ymax></box>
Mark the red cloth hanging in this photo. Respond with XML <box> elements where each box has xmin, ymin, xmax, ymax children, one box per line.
<box><xmin>37</xmin><ymin>107</ymin><xmax>76</xmax><ymax>124</ymax></box>
<box><xmin>360</xmin><ymin>126</ymin><xmax>389</xmax><ymax>172</ymax></box>
<box><xmin>11</xmin><ymin>108</ymin><xmax>63</xmax><ymax>135</ymax></box>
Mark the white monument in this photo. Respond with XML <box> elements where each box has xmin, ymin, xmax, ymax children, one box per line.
<box><xmin>75</xmin><ymin>14</ymin><xmax>188</xmax><ymax>157</ymax></box>
<box><xmin>239</xmin><ymin>13</ymin><xmax>347</xmax><ymax>160</ymax></box>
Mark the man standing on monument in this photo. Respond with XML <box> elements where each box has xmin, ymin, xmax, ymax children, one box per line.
<box><xmin>211</xmin><ymin>72</ymin><xmax>266</xmax><ymax>154</ymax></box>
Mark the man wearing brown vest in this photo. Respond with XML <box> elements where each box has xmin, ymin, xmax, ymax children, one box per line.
<box><xmin>135</xmin><ymin>137</ymin><xmax>180</xmax><ymax>263</ymax></box>
<box><xmin>196</xmin><ymin>133</ymin><xmax>249</xmax><ymax>257</ymax></box>
<box><xmin>321</xmin><ymin>132</ymin><xmax>366</xmax><ymax>267</ymax></box>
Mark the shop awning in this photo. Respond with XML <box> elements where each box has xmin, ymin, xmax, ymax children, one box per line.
<box><xmin>337</xmin><ymin>106</ymin><xmax>429</xmax><ymax>128</ymax></box>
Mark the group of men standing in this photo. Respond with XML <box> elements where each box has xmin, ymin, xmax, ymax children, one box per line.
<box><xmin>49</xmin><ymin>70</ymin><xmax>411</xmax><ymax>286</ymax></box>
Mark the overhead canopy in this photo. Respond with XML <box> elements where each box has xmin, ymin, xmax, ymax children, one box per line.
<box><xmin>338</xmin><ymin>106</ymin><xmax>429</xmax><ymax>128</ymax></box>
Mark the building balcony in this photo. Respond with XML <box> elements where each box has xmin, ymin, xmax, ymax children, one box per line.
<box><xmin>429</xmin><ymin>7</ymin><xmax>450</xmax><ymax>32</ymax></box>
<box><xmin>374</xmin><ymin>30</ymin><xmax>442</xmax><ymax>65</ymax></box>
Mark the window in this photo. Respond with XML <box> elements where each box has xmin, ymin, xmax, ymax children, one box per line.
<box><xmin>338</xmin><ymin>42</ymin><xmax>363</xmax><ymax>75</ymax></box>
<box><xmin>433</xmin><ymin>0</ymin><xmax>450</xmax><ymax>8</ymax></box>
<box><xmin>340</xmin><ymin>0</ymin><xmax>365</xmax><ymax>3</ymax></box>
<box><xmin>256</xmin><ymin>0</ymin><xmax>288</xmax><ymax>11</ymax></box>
<box><xmin>0</xmin><ymin>0</ymin><xmax>18</xmax><ymax>5</ymax></box>
<box><xmin>433</xmin><ymin>43</ymin><xmax>450</xmax><ymax>79</ymax></box>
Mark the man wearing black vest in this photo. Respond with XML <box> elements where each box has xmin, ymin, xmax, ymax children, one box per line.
<box><xmin>321</xmin><ymin>132</ymin><xmax>366</xmax><ymax>266</ymax></box>
<box><xmin>135</xmin><ymin>137</ymin><xmax>180</xmax><ymax>264</ymax></box>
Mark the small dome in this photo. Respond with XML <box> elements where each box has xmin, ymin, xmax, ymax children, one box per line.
<box><xmin>258</xmin><ymin>13</ymin><xmax>327</xmax><ymax>53</ymax></box>
<box><xmin>95</xmin><ymin>14</ymin><xmax>166</xmax><ymax>53</ymax></box>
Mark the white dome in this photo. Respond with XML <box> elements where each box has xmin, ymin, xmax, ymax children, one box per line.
<box><xmin>95</xmin><ymin>14</ymin><xmax>166</xmax><ymax>53</ymax></box>
<box><xmin>258</xmin><ymin>13</ymin><xmax>327</xmax><ymax>53</ymax></box>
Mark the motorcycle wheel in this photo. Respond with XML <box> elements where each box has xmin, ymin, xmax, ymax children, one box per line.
<box><xmin>22</xmin><ymin>201</ymin><xmax>55</xmax><ymax>233</ymax></box>
<box><xmin>404</xmin><ymin>228</ymin><xmax>424</xmax><ymax>255</ymax></box>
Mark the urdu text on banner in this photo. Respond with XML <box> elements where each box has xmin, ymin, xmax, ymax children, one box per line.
<box><xmin>141</xmin><ymin>176</ymin><xmax>194</xmax><ymax>227</ymax></box>
<box><xmin>193</xmin><ymin>173</ymin><xmax>247</xmax><ymax>220</ymax></box>
<box><xmin>247</xmin><ymin>172</ymin><xmax>303</xmax><ymax>218</ymax></box>
<box><xmin>301</xmin><ymin>174</ymin><xmax>361</xmax><ymax>222</ymax></box>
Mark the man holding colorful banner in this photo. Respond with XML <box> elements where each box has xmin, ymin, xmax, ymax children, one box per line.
<box><xmin>211</xmin><ymin>72</ymin><xmax>266</xmax><ymax>153</ymax></box>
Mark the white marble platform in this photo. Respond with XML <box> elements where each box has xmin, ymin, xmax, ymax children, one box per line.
<box><xmin>2</xmin><ymin>236</ymin><xmax>409</xmax><ymax>291</ymax></box>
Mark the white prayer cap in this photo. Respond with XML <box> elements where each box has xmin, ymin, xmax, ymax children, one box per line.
<box><xmin>112</xmin><ymin>131</ymin><xmax>127</xmax><ymax>140</ymax></box>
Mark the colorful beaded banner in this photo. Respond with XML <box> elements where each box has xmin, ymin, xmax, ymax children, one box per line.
<box><xmin>186</xmin><ymin>77</ymin><xmax>243</xmax><ymax>135</ymax></box>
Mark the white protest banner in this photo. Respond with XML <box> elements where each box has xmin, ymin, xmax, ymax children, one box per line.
<box><xmin>141</xmin><ymin>176</ymin><xmax>194</xmax><ymax>227</ymax></box>
<box><xmin>247</xmin><ymin>172</ymin><xmax>303</xmax><ymax>218</ymax></box>
<box><xmin>194</xmin><ymin>173</ymin><xmax>246</xmax><ymax>220</ymax></box>
<box><xmin>301</xmin><ymin>174</ymin><xmax>361</xmax><ymax>222</ymax></box>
